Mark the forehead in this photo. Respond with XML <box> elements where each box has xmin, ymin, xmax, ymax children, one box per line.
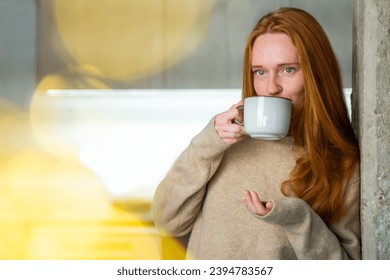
<box><xmin>252</xmin><ymin>32</ymin><xmax>299</xmax><ymax>65</ymax></box>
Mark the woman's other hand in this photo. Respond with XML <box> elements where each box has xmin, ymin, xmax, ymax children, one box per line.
<box><xmin>242</xmin><ymin>190</ymin><xmax>274</xmax><ymax>216</ymax></box>
<box><xmin>214</xmin><ymin>100</ymin><xmax>246</xmax><ymax>144</ymax></box>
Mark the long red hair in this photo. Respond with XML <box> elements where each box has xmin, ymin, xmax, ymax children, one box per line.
<box><xmin>242</xmin><ymin>7</ymin><xmax>359</xmax><ymax>224</ymax></box>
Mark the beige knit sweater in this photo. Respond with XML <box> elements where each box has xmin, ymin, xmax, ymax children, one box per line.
<box><xmin>152</xmin><ymin>119</ymin><xmax>361</xmax><ymax>260</ymax></box>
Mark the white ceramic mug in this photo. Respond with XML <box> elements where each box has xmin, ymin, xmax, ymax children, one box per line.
<box><xmin>234</xmin><ymin>96</ymin><xmax>291</xmax><ymax>140</ymax></box>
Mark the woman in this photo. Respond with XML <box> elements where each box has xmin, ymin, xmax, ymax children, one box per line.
<box><xmin>152</xmin><ymin>7</ymin><xmax>360</xmax><ymax>260</ymax></box>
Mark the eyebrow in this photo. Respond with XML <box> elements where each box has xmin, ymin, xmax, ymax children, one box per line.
<box><xmin>251</xmin><ymin>62</ymin><xmax>300</xmax><ymax>69</ymax></box>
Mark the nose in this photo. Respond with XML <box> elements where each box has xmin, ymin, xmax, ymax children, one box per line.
<box><xmin>266</xmin><ymin>74</ymin><xmax>282</xmax><ymax>95</ymax></box>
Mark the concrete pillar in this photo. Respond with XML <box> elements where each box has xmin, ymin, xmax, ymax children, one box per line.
<box><xmin>353</xmin><ymin>0</ymin><xmax>390</xmax><ymax>259</ymax></box>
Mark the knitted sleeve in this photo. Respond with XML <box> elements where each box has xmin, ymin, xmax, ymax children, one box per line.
<box><xmin>256</xmin><ymin>167</ymin><xmax>361</xmax><ymax>260</ymax></box>
<box><xmin>152</xmin><ymin>118</ymin><xmax>231</xmax><ymax>237</ymax></box>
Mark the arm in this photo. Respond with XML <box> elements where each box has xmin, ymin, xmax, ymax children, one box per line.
<box><xmin>152</xmin><ymin>118</ymin><xmax>231</xmax><ymax>237</ymax></box>
<box><xmin>152</xmin><ymin>101</ymin><xmax>245</xmax><ymax>237</ymax></box>
<box><xmin>243</xmin><ymin>169</ymin><xmax>361</xmax><ymax>259</ymax></box>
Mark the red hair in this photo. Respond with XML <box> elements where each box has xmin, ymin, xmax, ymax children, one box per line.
<box><xmin>242</xmin><ymin>7</ymin><xmax>359</xmax><ymax>224</ymax></box>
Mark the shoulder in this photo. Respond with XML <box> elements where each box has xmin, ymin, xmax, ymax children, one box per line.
<box><xmin>347</xmin><ymin>163</ymin><xmax>360</xmax><ymax>186</ymax></box>
<box><xmin>343</xmin><ymin>163</ymin><xmax>360</xmax><ymax>204</ymax></box>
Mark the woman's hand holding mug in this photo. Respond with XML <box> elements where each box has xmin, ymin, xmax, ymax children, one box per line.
<box><xmin>214</xmin><ymin>100</ymin><xmax>246</xmax><ymax>144</ymax></box>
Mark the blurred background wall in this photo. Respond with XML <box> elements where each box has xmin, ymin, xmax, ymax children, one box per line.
<box><xmin>0</xmin><ymin>0</ymin><xmax>36</xmax><ymax>108</ymax></box>
<box><xmin>1</xmin><ymin>0</ymin><xmax>353</xmax><ymax>109</ymax></box>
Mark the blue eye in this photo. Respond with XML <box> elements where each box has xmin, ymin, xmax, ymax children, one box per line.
<box><xmin>255</xmin><ymin>69</ymin><xmax>265</xmax><ymax>76</ymax></box>
<box><xmin>284</xmin><ymin>67</ymin><xmax>295</xmax><ymax>74</ymax></box>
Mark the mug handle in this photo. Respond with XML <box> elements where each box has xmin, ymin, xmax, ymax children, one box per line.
<box><xmin>232</xmin><ymin>105</ymin><xmax>244</xmax><ymax>126</ymax></box>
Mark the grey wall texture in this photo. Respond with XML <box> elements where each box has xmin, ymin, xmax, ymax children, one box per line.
<box><xmin>353</xmin><ymin>0</ymin><xmax>390</xmax><ymax>259</ymax></box>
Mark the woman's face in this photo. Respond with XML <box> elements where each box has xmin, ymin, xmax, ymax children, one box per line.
<box><xmin>251</xmin><ymin>32</ymin><xmax>304</xmax><ymax>108</ymax></box>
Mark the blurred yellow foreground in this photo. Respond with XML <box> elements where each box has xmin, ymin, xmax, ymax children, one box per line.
<box><xmin>0</xmin><ymin>0</ymin><xmax>219</xmax><ymax>259</ymax></box>
<box><xmin>0</xmin><ymin>100</ymin><xmax>185</xmax><ymax>260</ymax></box>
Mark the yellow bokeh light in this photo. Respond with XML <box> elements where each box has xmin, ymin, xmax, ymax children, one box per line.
<box><xmin>0</xmin><ymin>99</ymin><xmax>187</xmax><ymax>259</ymax></box>
<box><xmin>1</xmin><ymin>0</ymin><xmax>218</xmax><ymax>259</ymax></box>
<box><xmin>50</xmin><ymin>0</ymin><xmax>216</xmax><ymax>81</ymax></box>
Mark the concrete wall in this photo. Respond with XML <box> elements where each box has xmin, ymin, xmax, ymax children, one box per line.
<box><xmin>353</xmin><ymin>0</ymin><xmax>390</xmax><ymax>259</ymax></box>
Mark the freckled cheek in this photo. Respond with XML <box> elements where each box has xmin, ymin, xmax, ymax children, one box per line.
<box><xmin>289</xmin><ymin>92</ymin><xmax>305</xmax><ymax>117</ymax></box>
<box><xmin>290</xmin><ymin>94</ymin><xmax>304</xmax><ymax>106</ymax></box>
<box><xmin>253</xmin><ymin>81</ymin><xmax>268</xmax><ymax>96</ymax></box>
<box><xmin>288</xmin><ymin>83</ymin><xmax>305</xmax><ymax>105</ymax></box>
